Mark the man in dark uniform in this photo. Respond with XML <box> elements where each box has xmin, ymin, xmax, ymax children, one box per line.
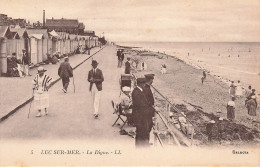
<box><xmin>125</xmin><ymin>57</ymin><xmax>131</xmax><ymax>74</ymax></box>
<box><xmin>132</xmin><ymin>78</ymin><xmax>152</xmax><ymax>148</ymax></box>
<box><xmin>143</xmin><ymin>74</ymin><xmax>155</xmax><ymax>134</ymax></box>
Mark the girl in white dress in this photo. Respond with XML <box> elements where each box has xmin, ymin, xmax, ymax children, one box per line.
<box><xmin>235</xmin><ymin>80</ymin><xmax>243</xmax><ymax>97</ymax></box>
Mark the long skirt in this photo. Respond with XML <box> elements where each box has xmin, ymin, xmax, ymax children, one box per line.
<box><xmin>229</xmin><ymin>87</ymin><xmax>236</xmax><ymax>97</ymax></box>
<box><xmin>34</xmin><ymin>92</ymin><xmax>49</xmax><ymax>110</ymax></box>
<box><xmin>236</xmin><ymin>86</ymin><xmax>243</xmax><ymax>96</ymax></box>
<box><xmin>247</xmin><ymin>99</ymin><xmax>257</xmax><ymax>116</ymax></box>
<box><xmin>227</xmin><ymin>106</ymin><xmax>235</xmax><ymax>120</ymax></box>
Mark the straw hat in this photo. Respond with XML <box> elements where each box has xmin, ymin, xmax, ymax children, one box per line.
<box><xmin>37</xmin><ymin>66</ymin><xmax>47</xmax><ymax>73</ymax></box>
<box><xmin>219</xmin><ymin>117</ymin><xmax>223</xmax><ymax>121</ymax></box>
<box><xmin>210</xmin><ymin>120</ymin><xmax>215</xmax><ymax>123</ymax></box>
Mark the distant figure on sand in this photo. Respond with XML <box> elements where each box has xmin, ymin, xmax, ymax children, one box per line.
<box><xmin>235</xmin><ymin>80</ymin><xmax>242</xmax><ymax>97</ymax></box>
<box><xmin>141</xmin><ymin>61</ymin><xmax>147</xmax><ymax>70</ymax></box>
<box><xmin>227</xmin><ymin>97</ymin><xmax>236</xmax><ymax>121</ymax></box>
<box><xmin>229</xmin><ymin>81</ymin><xmax>236</xmax><ymax>97</ymax></box>
<box><xmin>161</xmin><ymin>64</ymin><xmax>167</xmax><ymax>74</ymax></box>
<box><xmin>201</xmin><ymin>70</ymin><xmax>206</xmax><ymax>84</ymax></box>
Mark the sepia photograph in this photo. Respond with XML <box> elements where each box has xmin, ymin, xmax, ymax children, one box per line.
<box><xmin>0</xmin><ymin>0</ymin><xmax>259</xmax><ymax>166</ymax></box>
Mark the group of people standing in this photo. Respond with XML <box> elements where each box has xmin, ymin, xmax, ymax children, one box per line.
<box><xmin>7</xmin><ymin>49</ymin><xmax>31</xmax><ymax>77</ymax></box>
<box><xmin>226</xmin><ymin>80</ymin><xmax>257</xmax><ymax>122</ymax></box>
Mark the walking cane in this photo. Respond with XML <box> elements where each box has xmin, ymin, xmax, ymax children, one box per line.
<box><xmin>28</xmin><ymin>89</ymin><xmax>34</xmax><ymax>119</ymax></box>
<box><xmin>73</xmin><ymin>76</ymin><xmax>75</xmax><ymax>93</ymax></box>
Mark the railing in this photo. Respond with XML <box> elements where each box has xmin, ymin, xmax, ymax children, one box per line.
<box><xmin>151</xmin><ymin>85</ymin><xmax>209</xmax><ymax>145</ymax></box>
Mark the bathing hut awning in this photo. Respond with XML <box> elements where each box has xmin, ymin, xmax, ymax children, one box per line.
<box><xmin>29</xmin><ymin>34</ymin><xmax>43</xmax><ymax>40</ymax></box>
<box><xmin>10</xmin><ymin>28</ymin><xmax>29</xmax><ymax>39</ymax></box>
<box><xmin>48</xmin><ymin>30</ymin><xmax>60</xmax><ymax>39</ymax></box>
<box><xmin>69</xmin><ymin>34</ymin><xmax>78</xmax><ymax>40</ymax></box>
<box><xmin>27</xmin><ymin>29</ymin><xmax>49</xmax><ymax>39</ymax></box>
<box><xmin>0</xmin><ymin>26</ymin><xmax>12</xmax><ymax>39</ymax></box>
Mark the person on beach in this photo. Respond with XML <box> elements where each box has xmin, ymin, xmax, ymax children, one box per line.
<box><xmin>132</xmin><ymin>78</ymin><xmax>151</xmax><ymax>148</ymax></box>
<box><xmin>22</xmin><ymin>49</ymin><xmax>32</xmax><ymax>76</ymax></box>
<box><xmin>217</xmin><ymin>117</ymin><xmax>224</xmax><ymax>144</ymax></box>
<box><xmin>141</xmin><ymin>61</ymin><xmax>147</xmax><ymax>70</ymax></box>
<box><xmin>246</xmin><ymin>95</ymin><xmax>257</xmax><ymax>121</ymax></box>
<box><xmin>201</xmin><ymin>70</ymin><xmax>206</xmax><ymax>84</ymax></box>
<box><xmin>161</xmin><ymin>64</ymin><xmax>167</xmax><ymax>74</ymax></box>
<box><xmin>33</xmin><ymin>66</ymin><xmax>52</xmax><ymax>117</ymax></box>
<box><xmin>229</xmin><ymin>81</ymin><xmax>236</xmax><ymax>97</ymax></box>
<box><xmin>58</xmin><ymin>57</ymin><xmax>73</xmax><ymax>93</ymax></box>
<box><xmin>125</xmin><ymin>57</ymin><xmax>131</xmax><ymax>74</ymax></box>
<box><xmin>226</xmin><ymin>97</ymin><xmax>236</xmax><ymax>121</ymax></box>
<box><xmin>88</xmin><ymin>60</ymin><xmax>104</xmax><ymax>119</ymax></box>
<box><xmin>245</xmin><ymin>86</ymin><xmax>252</xmax><ymax>105</ymax></box>
<box><xmin>235</xmin><ymin>80</ymin><xmax>242</xmax><ymax>97</ymax></box>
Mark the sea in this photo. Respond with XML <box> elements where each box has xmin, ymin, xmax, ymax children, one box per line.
<box><xmin>116</xmin><ymin>42</ymin><xmax>260</xmax><ymax>91</ymax></box>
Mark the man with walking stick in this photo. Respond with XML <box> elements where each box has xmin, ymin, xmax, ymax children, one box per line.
<box><xmin>58</xmin><ymin>57</ymin><xmax>73</xmax><ymax>93</ymax></box>
<box><xmin>32</xmin><ymin>66</ymin><xmax>52</xmax><ymax>117</ymax></box>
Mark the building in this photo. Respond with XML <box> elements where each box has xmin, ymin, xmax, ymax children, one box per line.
<box><xmin>0</xmin><ymin>14</ymin><xmax>30</xmax><ymax>28</ymax></box>
<box><xmin>84</xmin><ymin>30</ymin><xmax>95</xmax><ymax>36</ymax></box>
<box><xmin>45</xmin><ymin>18</ymin><xmax>85</xmax><ymax>35</ymax></box>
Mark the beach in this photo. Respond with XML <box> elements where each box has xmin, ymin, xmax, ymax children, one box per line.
<box><xmin>121</xmin><ymin>45</ymin><xmax>260</xmax><ymax>146</ymax></box>
<box><xmin>118</xmin><ymin>42</ymin><xmax>260</xmax><ymax>91</ymax></box>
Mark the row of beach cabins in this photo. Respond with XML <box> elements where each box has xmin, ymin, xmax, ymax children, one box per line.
<box><xmin>0</xmin><ymin>26</ymin><xmax>100</xmax><ymax>76</ymax></box>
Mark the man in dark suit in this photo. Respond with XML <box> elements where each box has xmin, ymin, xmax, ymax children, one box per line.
<box><xmin>125</xmin><ymin>57</ymin><xmax>131</xmax><ymax>74</ymax></box>
<box><xmin>58</xmin><ymin>57</ymin><xmax>73</xmax><ymax>93</ymax></box>
<box><xmin>132</xmin><ymin>77</ymin><xmax>152</xmax><ymax>147</ymax></box>
<box><xmin>143</xmin><ymin>74</ymin><xmax>155</xmax><ymax>134</ymax></box>
<box><xmin>21</xmin><ymin>49</ymin><xmax>32</xmax><ymax>76</ymax></box>
<box><xmin>88</xmin><ymin>60</ymin><xmax>104</xmax><ymax>118</ymax></box>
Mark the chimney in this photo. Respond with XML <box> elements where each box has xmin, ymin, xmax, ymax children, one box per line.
<box><xmin>43</xmin><ymin>10</ymin><xmax>45</xmax><ymax>27</ymax></box>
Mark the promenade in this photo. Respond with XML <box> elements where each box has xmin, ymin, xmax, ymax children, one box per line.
<box><xmin>0</xmin><ymin>45</ymin><xmax>133</xmax><ymax>145</ymax></box>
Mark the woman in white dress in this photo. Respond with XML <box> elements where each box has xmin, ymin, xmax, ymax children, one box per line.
<box><xmin>235</xmin><ymin>80</ymin><xmax>243</xmax><ymax>97</ymax></box>
<box><xmin>33</xmin><ymin>66</ymin><xmax>52</xmax><ymax>117</ymax></box>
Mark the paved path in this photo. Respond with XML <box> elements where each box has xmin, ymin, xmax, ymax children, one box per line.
<box><xmin>0</xmin><ymin>45</ymin><xmax>134</xmax><ymax>146</ymax></box>
<box><xmin>0</xmin><ymin>47</ymin><xmax>100</xmax><ymax>119</ymax></box>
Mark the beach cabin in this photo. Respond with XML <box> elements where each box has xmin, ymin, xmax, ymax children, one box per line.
<box><xmin>48</xmin><ymin>30</ymin><xmax>60</xmax><ymax>56</ymax></box>
<box><xmin>69</xmin><ymin>34</ymin><xmax>78</xmax><ymax>53</ymax></box>
<box><xmin>10</xmin><ymin>28</ymin><xmax>29</xmax><ymax>60</ymax></box>
<box><xmin>56</xmin><ymin>32</ymin><xmax>64</xmax><ymax>55</ymax></box>
<box><xmin>27</xmin><ymin>29</ymin><xmax>49</xmax><ymax>63</ymax></box>
<box><xmin>0</xmin><ymin>26</ymin><xmax>13</xmax><ymax>76</ymax></box>
<box><xmin>65</xmin><ymin>33</ymin><xmax>70</xmax><ymax>54</ymax></box>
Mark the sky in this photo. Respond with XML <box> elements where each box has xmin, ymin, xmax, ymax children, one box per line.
<box><xmin>1</xmin><ymin>0</ymin><xmax>259</xmax><ymax>42</ymax></box>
